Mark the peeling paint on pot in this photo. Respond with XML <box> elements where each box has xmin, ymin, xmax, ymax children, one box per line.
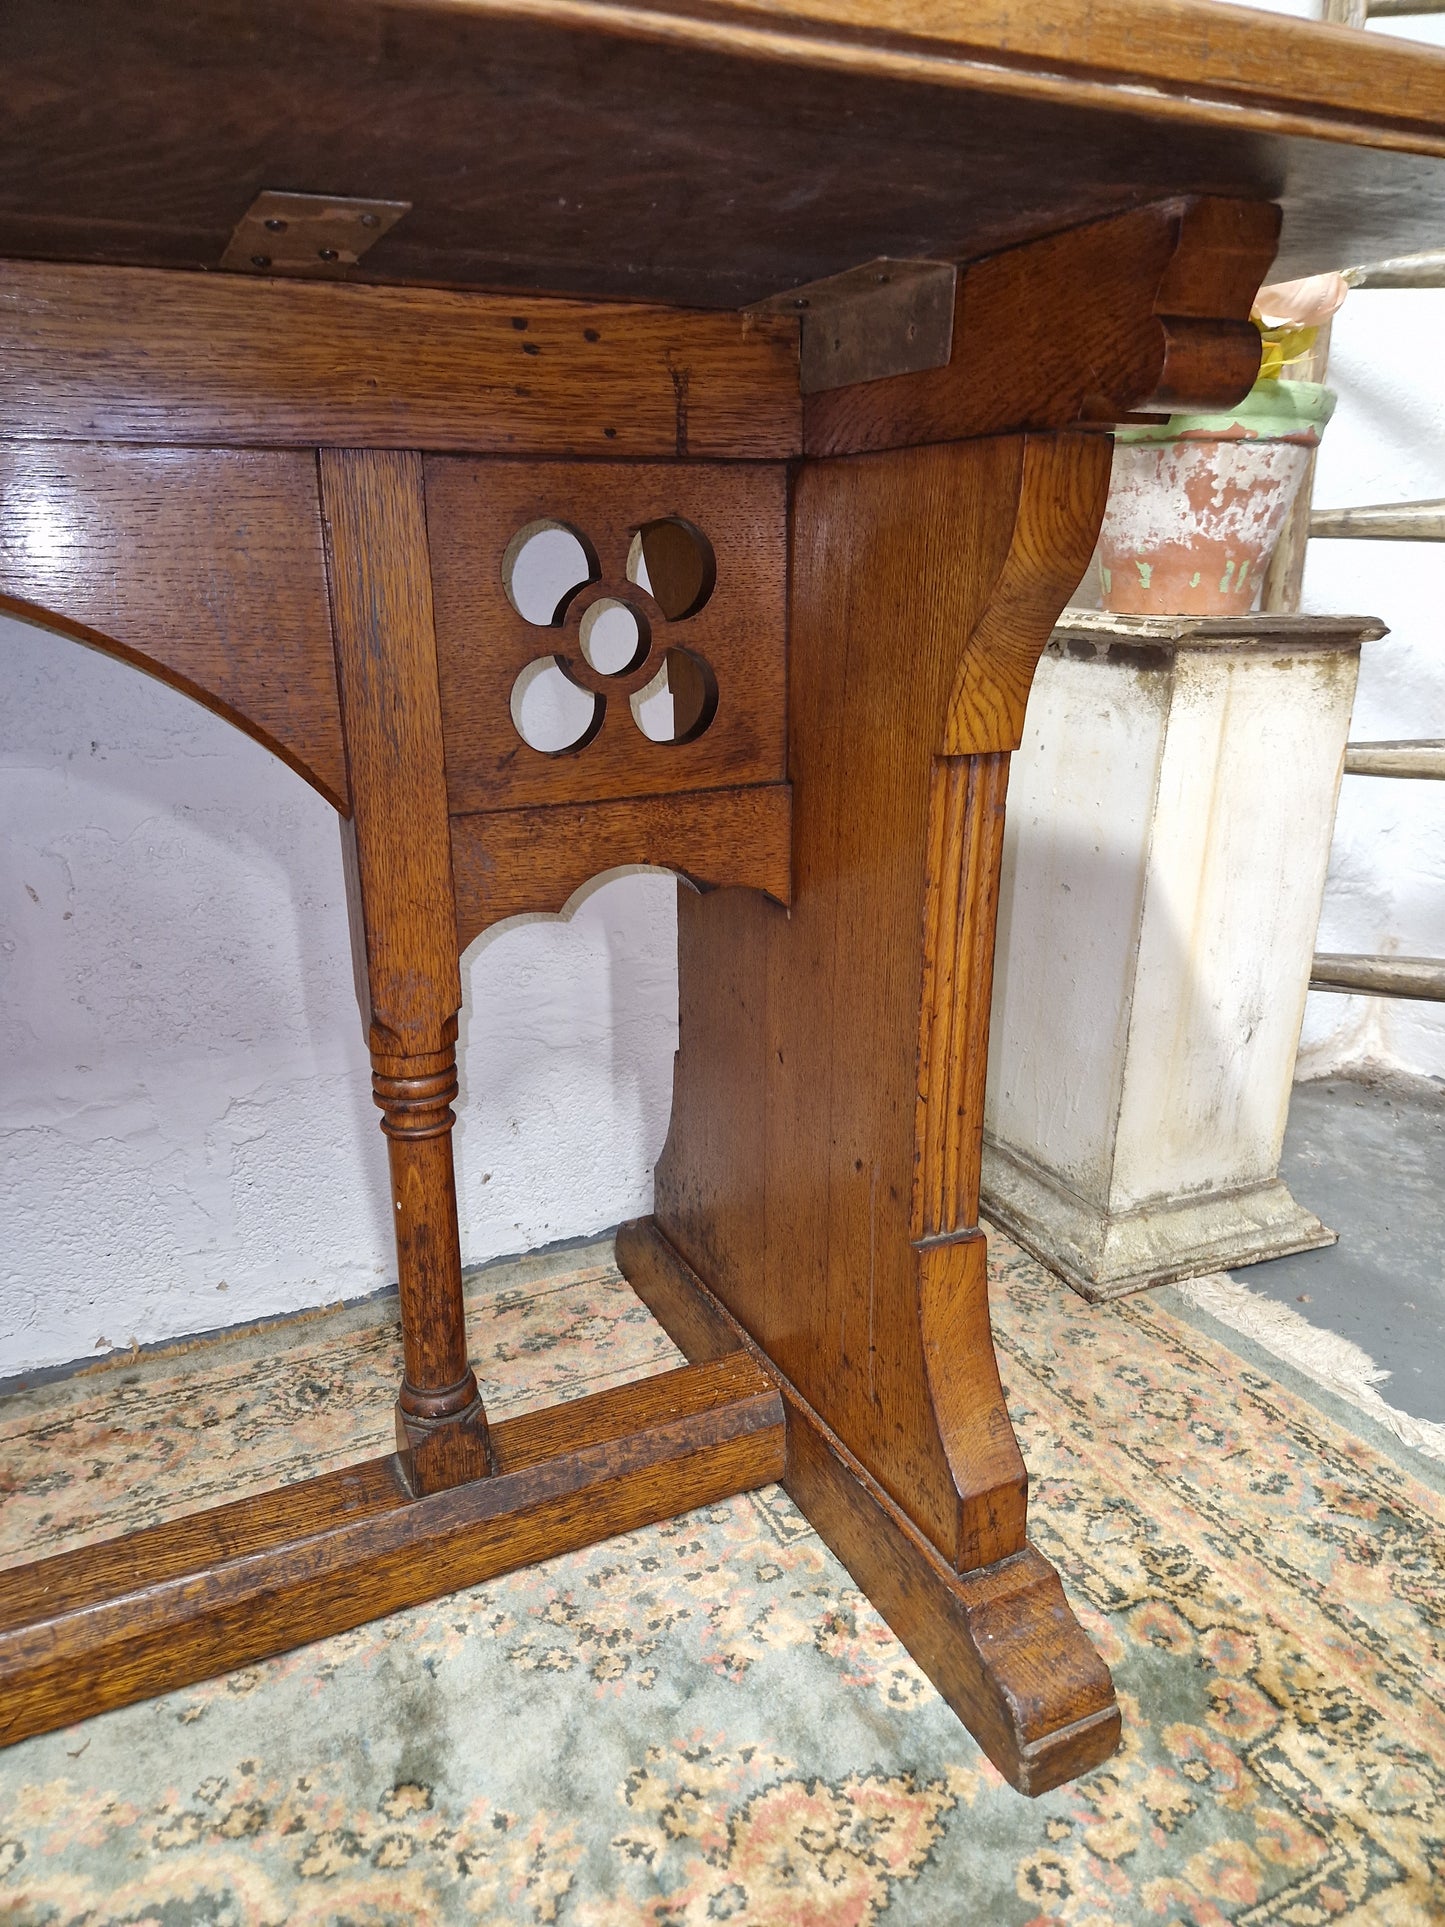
<box><xmin>1097</xmin><ymin>380</ymin><xmax>1336</xmax><ymax>616</ymax></box>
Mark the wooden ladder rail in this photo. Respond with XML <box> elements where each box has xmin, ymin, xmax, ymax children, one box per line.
<box><xmin>1304</xmin><ymin>503</ymin><xmax>1445</xmax><ymax>1004</ymax></box>
<box><xmin>1253</xmin><ymin>114</ymin><xmax>1445</xmax><ymax>1008</ymax></box>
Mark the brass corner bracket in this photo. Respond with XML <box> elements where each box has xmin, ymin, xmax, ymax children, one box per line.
<box><xmin>221</xmin><ymin>190</ymin><xmax>410</xmax><ymax>279</ymax></box>
<box><xmin>748</xmin><ymin>257</ymin><xmax>957</xmax><ymax>395</ymax></box>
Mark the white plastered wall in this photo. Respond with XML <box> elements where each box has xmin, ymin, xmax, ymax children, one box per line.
<box><xmin>1231</xmin><ymin>0</ymin><xmax>1445</xmax><ymax>1089</ymax></box>
<box><xmin>1296</xmin><ymin>287</ymin><xmax>1445</xmax><ymax>1080</ymax></box>
<box><xmin>0</xmin><ymin>608</ymin><xmax>680</xmax><ymax>1379</ymax></box>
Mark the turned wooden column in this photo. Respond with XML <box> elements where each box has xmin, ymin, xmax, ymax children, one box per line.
<box><xmin>320</xmin><ymin>446</ymin><xmax>491</xmax><ymax>1494</ymax></box>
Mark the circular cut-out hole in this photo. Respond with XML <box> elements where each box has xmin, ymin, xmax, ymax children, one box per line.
<box><xmin>579</xmin><ymin>598</ymin><xmax>648</xmax><ymax>676</ymax></box>
<box><xmin>630</xmin><ymin>648</ymin><xmax>718</xmax><ymax>744</ymax></box>
<box><xmin>510</xmin><ymin>656</ymin><xmax>603</xmax><ymax>754</ymax></box>
<box><xmin>626</xmin><ymin>519</ymin><xmax>716</xmax><ymax>621</ymax></box>
<box><xmin>503</xmin><ymin>520</ymin><xmax>597</xmax><ymax>626</ymax></box>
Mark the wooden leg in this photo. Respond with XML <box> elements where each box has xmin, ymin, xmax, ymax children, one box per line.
<box><xmin>628</xmin><ymin>432</ymin><xmax>1121</xmax><ymax>1792</ymax></box>
<box><xmin>322</xmin><ymin>448</ymin><xmax>489</xmax><ymax>1493</ymax></box>
<box><xmin>372</xmin><ymin>1027</ymin><xmax>491</xmax><ymax>1486</ymax></box>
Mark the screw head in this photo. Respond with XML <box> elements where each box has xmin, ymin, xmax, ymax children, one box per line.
<box><xmin>359</xmin><ymin>212</ymin><xmax>381</xmax><ymax>229</ymax></box>
<box><xmin>263</xmin><ymin>216</ymin><xmax>287</xmax><ymax>232</ymax></box>
<box><xmin>317</xmin><ymin>247</ymin><xmax>339</xmax><ymax>262</ymax></box>
<box><xmin>250</xmin><ymin>254</ymin><xmax>271</xmax><ymax>268</ymax></box>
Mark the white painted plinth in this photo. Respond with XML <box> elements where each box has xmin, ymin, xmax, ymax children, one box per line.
<box><xmin>983</xmin><ymin>610</ymin><xmax>1383</xmax><ymax>1301</ymax></box>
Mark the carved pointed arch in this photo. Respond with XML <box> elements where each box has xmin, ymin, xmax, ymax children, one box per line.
<box><xmin>0</xmin><ymin>443</ymin><xmax>349</xmax><ymax>811</ymax></box>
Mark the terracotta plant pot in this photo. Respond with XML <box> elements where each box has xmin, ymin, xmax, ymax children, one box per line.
<box><xmin>1096</xmin><ymin>379</ymin><xmax>1336</xmax><ymax>615</ymax></box>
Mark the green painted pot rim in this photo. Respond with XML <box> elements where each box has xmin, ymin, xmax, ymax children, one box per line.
<box><xmin>1114</xmin><ymin>378</ymin><xmax>1337</xmax><ymax>446</ymax></box>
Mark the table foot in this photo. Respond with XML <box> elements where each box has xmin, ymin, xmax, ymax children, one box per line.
<box><xmin>617</xmin><ymin>1216</ymin><xmax>1119</xmax><ymax>1794</ymax></box>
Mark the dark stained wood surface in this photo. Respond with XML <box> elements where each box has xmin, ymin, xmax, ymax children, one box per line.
<box><xmin>0</xmin><ymin>262</ymin><xmax>799</xmax><ymax>458</ymax></box>
<box><xmin>5</xmin><ymin>0</ymin><xmax>1445</xmax><ymax>305</ymax></box>
<box><xmin>450</xmin><ymin>786</ymin><xmax>792</xmax><ymax>947</ymax></box>
<box><xmin>653</xmin><ymin>433</ymin><xmax>1111</xmax><ymax>1569</ymax></box>
<box><xmin>616</xmin><ymin>1219</ymin><xmax>1119</xmax><ymax>1796</ymax></box>
<box><xmin>0</xmin><ymin>1353</ymin><xmax>785</xmax><ymax>1749</ymax></box>
<box><xmin>425</xmin><ymin>459</ymin><xmax>788</xmax><ymax>814</ymax></box>
<box><xmin>0</xmin><ymin>443</ymin><xmax>348</xmax><ymax>810</ymax></box>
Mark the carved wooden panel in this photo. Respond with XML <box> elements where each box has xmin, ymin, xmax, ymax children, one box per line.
<box><xmin>426</xmin><ymin>460</ymin><xmax>787</xmax><ymax>815</ymax></box>
<box><xmin>655</xmin><ymin>433</ymin><xmax>1111</xmax><ymax>1570</ymax></box>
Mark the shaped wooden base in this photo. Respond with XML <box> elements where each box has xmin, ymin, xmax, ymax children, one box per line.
<box><xmin>618</xmin><ymin>1218</ymin><xmax>1119</xmax><ymax>1795</ymax></box>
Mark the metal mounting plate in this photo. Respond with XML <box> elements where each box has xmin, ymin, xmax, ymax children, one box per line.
<box><xmin>220</xmin><ymin>191</ymin><xmax>411</xmax><ymax>278</ymax></box>
<box><xmin>749</xmin><ymin>257</ymin><xmax>957</xmax><ymax>395</ymax></box>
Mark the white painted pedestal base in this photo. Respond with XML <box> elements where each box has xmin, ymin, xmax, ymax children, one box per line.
<box><xmin>984</xmin><ymin>611</ymin><xmax>1383</xmax><ymax>1302</ymax></box>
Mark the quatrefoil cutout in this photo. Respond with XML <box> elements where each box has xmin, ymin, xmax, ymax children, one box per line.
<box><xmin>504</xmin><ymin>518</ymin><xmax>718</xmax><ymax>755</ymax></box>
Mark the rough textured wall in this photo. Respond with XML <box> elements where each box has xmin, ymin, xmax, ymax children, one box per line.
<box><xmin>1297</xmin><ymin>284</ymin><xmax>1445</xmax><ymax>1082</ymax></box>
<box><xmin>0</xmin><ymin>612</ymin><xmax>679</xmax><ymax>1378</ymax></box>
<box><xmin>1228</xmin><ymin>0</ymin><xmax>1445</xmax><ymax>1087</ymax></box>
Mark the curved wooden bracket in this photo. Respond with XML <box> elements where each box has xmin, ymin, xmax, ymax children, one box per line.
<box><xmin>942</xmin><ymin>436</ymin><xmax>1115</xmax><ymax>754</ymax></box>
<box><xmin>804</xmin><ymin>196</ymin><xmax>1280</xmax><ymax>458</ymax></box>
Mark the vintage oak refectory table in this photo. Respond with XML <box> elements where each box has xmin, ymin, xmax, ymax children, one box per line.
<box><xmin>4</xmin><ymin>0</ymin><xmax>1445</xmax><ymax>1795</ymax></box>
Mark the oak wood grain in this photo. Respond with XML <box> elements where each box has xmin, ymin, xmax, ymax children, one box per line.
<box><xmin>940</xmin><ymin>437</ymin><xmax>1117</xmax><ymax>755</ymax></box>
<box><xmin>805</xmin><ymin>199</ymin><xmax>1276</xmax><ymax>458</ymax></box>
<box><xmin>615</xmin><ymin>1219</ymin><xmax>1119</xmax><ymax>1795</ymax></box>
<box><xmin>6</xmin><ymin>0</ymin><xmax>1445</xmax><ymax>302</ymax></box>
<box><xmin>0</xmin><ymin>261</ymin><xmax>799</xmax><ymax>457</ymax></box>
<box><xmin>915</xmin><ymin>756</ymin><xmax>1011</xmax><ymax>1239</ymax></box>
<box><xmin>914</xmin><ymin>758</ymin><xmax>1028</xmax><ymax>1571</ymax></box>
<box><xmin>425</xmin><ymin>459</ymin><xmax>788</xmax><ymax>815</ymax></box>
<box><xmin>0</xmin><ymin>1354</ymin><xmax>785</xmax><ymax>1750</ymax></box>
<box><xmin>0</xmin><ymin>442</ymin><xmax>348</xmax><ymax>809</ymax></box>
<box><xmin>653</xmin><ymin>434</ymin><xmax>1111</xmax><ymax>1571</ymax></box>
<box><xmin>322</xmin><ymin>450</ymin><xmax>461</xmax><ymax>1060</ymax></box>
<box><xmin>451</xmin><ymin>785</ymin><xmax>791</xmax><ymax>947</ymax></box>
<box><xmin>320</xmin><ymin>448</ymin><xmax>488</xmax><ymax>1488</ymax></box>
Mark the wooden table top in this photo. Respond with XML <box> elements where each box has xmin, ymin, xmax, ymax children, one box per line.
<box><xmin>6</xmin><ymin>0</ymin><xmax>1445</xmax><ymax>305</ymax></box>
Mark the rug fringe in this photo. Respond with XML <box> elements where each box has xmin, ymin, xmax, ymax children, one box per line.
<box><xmin>1174</xmin><ymin>1273</ymin><xmax>1445</xmax><ymax>1463</ymax></box>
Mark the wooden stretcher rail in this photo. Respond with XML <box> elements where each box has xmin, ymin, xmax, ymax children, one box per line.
<box><xmin>0</xmin><ymin>1353</ymin><xmax>785</xmax><ymax>1749</ymax></box>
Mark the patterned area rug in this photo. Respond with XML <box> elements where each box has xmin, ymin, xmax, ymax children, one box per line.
<box><xmin>0</xmin><ymin>1231</ymin><xmax>1442</xmax><ymax>1925</ymax></box>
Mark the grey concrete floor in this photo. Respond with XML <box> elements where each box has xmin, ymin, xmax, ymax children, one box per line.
<box><xmin>1229</xmin><ymin>1071</ymin><xmax>1445</xmax><ymax>1425</ymax></box>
